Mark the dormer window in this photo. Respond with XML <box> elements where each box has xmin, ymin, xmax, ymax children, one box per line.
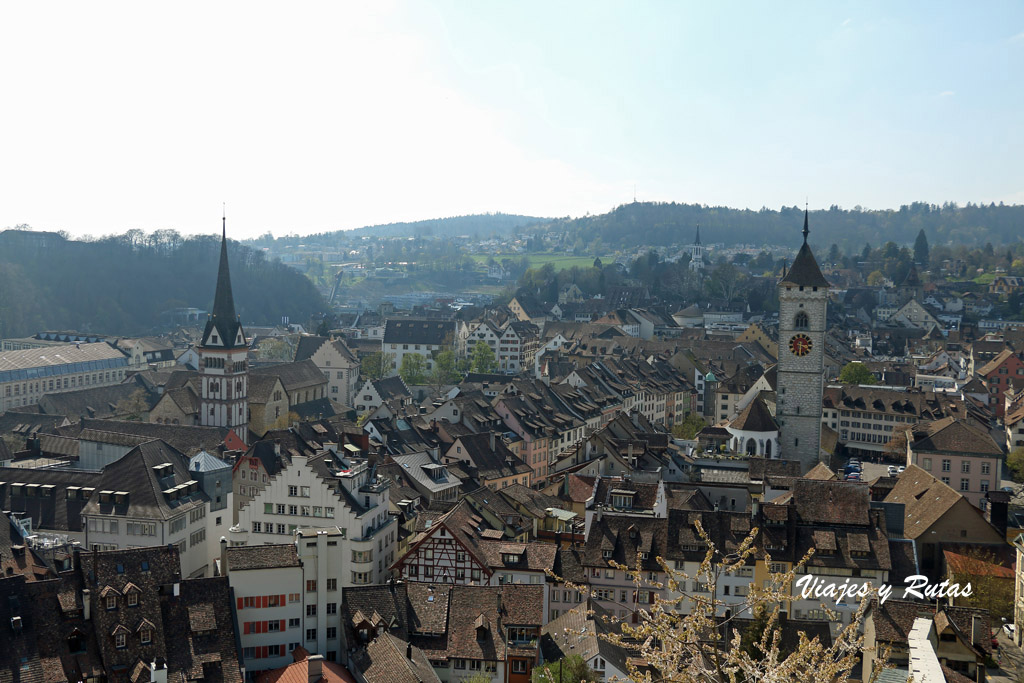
<box><xmin>141</xmin><ymin>628</ymin><xmax>152</xmax><ymax>644</ymax></box>
<box><xmin>502</xmin><ymin>553</ymin><xmax>521</xmax><ymax>565</ymax></box>
<box><xmin>106</xmin><ymin>595</ymin><xmax>117</xmax><ymax>610</ymax></box>
<box><xmin>602</xmin><ymin>550</ymin><xmax>613</xmax><ymax>560</ymax></box>
<box><xmin>115</xmin><ymin>633</ymin><xmax>126</xmax><ymax>649</ymax></box>
<box><xmin>127</xmin><ymin>592</ymin><xmax>138</xmax><ymax>607</ymax></box>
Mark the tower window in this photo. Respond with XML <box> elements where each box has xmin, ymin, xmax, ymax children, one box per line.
<box><xmin>794</xmin><ymin>312</ymin><xmax>809</xmax><ymax>330</ymax></box>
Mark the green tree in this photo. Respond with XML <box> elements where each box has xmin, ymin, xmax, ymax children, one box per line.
<box><xmin>470</xmin><ymin>340</ymin><xmax>498</xmax><ymax>373</ymax></box>
<box><xmin>399</xmin><ymin>353</ymin><xmax>428</xmax><ymax>385</ymax></box>
<box><xmin>914</xmin><ymin>228</ymin><xmax>930</xmax><ymax>267</ymax></box>
<box><xmin>672</xmin><ymin>413</ymin><xmax>706</xmax><ymax>440</ymax></box>
<box><xmin>839</xmin><ymin>361</ymin><xmax>877</xmax><ymax>385</ymax></box>
<box><xmin>531</xmin><ymin>654</ymin><xmax>600</xmax><ymax>683</ymax></box>
<box><xmin>361</xmin><ymin>352</ymin><xmax>390</xmax><ymax>381</ymax></box>
<box><xmin>827</xmin><ymin>243</ymin><xmax>841</xmax><ymax>264</ymax></box>
<box><xmin>429</xmin><ymin>348</ymin><xmax>460</xmax><ymax>390</ymax></box>
<box><xmin>866</xmin><ymin>270</ymin><xmax>885</xmax><ymax>286</ymax></box>
<box><xmin>946</xmin><ymin>547</ymin><xmax>1014</xmax><ymax>622</ymax></box>
<box><xmin>1007</xmin><ymin>448</ymin><xmax>1024</xmax><ymax>483</ymax></box>
<box><xmin>739</xmin><ymin>604</ymin><xmax>778</xmax><ymax>661</ymax></box>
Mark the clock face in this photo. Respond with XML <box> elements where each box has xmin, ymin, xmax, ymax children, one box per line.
<box><xmin>789</xmin><ymin>334</ymin><xmax>813</xmax><ymax>357</ymax></box>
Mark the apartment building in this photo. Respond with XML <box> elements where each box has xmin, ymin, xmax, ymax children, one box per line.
<box><xmin>822</xmin><ymin>385</ymin><xmax>956</xmax><ymax>457</ymax></box>
<box><xmin>905</xmin><ymin>417</ymin><xmax>1003</xmax><ymax>508</ymax></box>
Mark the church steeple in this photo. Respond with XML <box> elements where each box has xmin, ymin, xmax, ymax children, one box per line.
<box><xmin>202</xmin><ymin>216</ymin><xmax>245</xmax><ymax>349</ymax></box>
<box><xmin>198</xmin><ymin>212</ymin><xmax>249</xmax><ymax>444</ymax></box>
<box><xmin>779</xmin><ymin>207</ymin><xmax>829</xmax><ymax>289</ymax></box>
<box><xmin>695</xmin><ymin>224</ymin><xmax>701</xmax><ymax>246</ymax></box>
<box><xmin>802</xmin><ymin>207</ymin><xmax>809</xmax><ymax>244</ymax></box>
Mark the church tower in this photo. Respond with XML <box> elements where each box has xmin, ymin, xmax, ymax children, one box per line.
<box><xmin>199</xmin><ymin>217</ymin><xmax>249</xmax><ymax>444</ymax></box>
<box><xmin>688</xmin><ymin>225</ymin><xmax>704</xmax><ymax>272</ymax></box>
<box><xmin>776</xmin><ymin>209</ymin><xmax>829</xmax><ymax>472</ymax></box>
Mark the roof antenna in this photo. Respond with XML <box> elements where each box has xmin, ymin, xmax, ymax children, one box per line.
<box><xmin>633</xmin><ymin>184</ymin><xmax>636</xmax><ymax>203</ymax></box>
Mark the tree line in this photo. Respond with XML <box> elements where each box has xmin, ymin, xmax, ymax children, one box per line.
<box><xmin>0</xmin><ymin>229</ymin><xmax>327</xmax><ymax>338</ymax></box>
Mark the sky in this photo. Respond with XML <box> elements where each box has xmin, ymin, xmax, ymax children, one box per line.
<box><xmin>1</xmin><ymin>1</ymin><xmax>1022</xmax><ymax>240</ymax></box>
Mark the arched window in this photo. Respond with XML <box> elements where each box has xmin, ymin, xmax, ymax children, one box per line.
<box><xmin>765</xmin><ymin>440</ymin><xmax>773</xmax><ymax>457</ymax></box>
<box><xmin>745</xmin><ymin>438</ymin><xmax>757</xmax><ymax>455</ymax></box>
<box><xmin>794</xmin><ymin>311</ymin><xmax>809</xmax><ymax>330</ymax></box>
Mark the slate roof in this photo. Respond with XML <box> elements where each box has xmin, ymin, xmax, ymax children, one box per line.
<box><xmin>225</xmin><ymin>544</ymin><xmax>300</xmax><ymax>571</ymax></box>
<box><xmin>540</xmin><ymin>602</ymin><xmax>631</xmax><ymax>676</ymax></box>
<box><xmin>729</xmin><ymin>396</ymin><xmax>778</xmax><ymax>432</ymax></box>
<box><xmin>869</xmin><ymin>599</ymin><xmax>992</xmax><ymax>655</ymax></box>
<box><xmin>908</xmin><ymin>416</ymin><xmax>1003</xmax><ymax>456</ymax></box>
<box><xmin>583</xmin><ymin>515</ymin><xmax>667</xmax><ymax>571</ymax></box>
<box><xmin>352</xmin><ymin>632</ymin><xmax>439</xmax><ymax>683</ymax></box>
<box><xmin>251</xmin><ymin>359</ymin><xmax>327</xmax><ymax>393</ymax></box>
<box><xmin>80</xmin><ymin>440</ymin><xmax>208</xmax><ymax>522</ymax></box>
<box><xmin>382</xmin><ymin>320</ymin><xmax>456</xmax><ymax>346</ymax></box>
<box><xmin>64</xmin><ymin>418</ymin><xmax>232</xmax><ymax>457</ymax></box>
<box><xmin>882</xmin><ymin>465</ymin><xmax>966</xmax><ymax>540</ymax></box>
<box><xmin>373</xmin><ymin>376</ymin><xmax>412</xmax><ymax>402</ymax></box>
<box><xmin>37</xmin><ymin>383</ymin><xmax>155</xmax><ymax>420</ymax></box>
<box><xmin>477</xmin><ymin>540</ymin><xmax>557</xmax><ymax>573</ymax></box>
<box><xmin>449</xmin><ymin>433</ymin><xmax>531</xmax><ymax>482</ymax></box>
<box><xmin>0</xmin><ymin>466</ymin><xmax>102</xmax><ymax>532</ymax></box>
<box><xmin>791</xmin><ymin>479</ymin><xmax>871</xmax><ymax>526</ymax></box>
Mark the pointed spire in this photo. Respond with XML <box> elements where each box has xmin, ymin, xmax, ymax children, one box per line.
<box><xmin>202</xmin><ymin>211</ymin><xmax>245</xmax><ymax>349</ymax></box>
<box><xmin>695</xmin><ymin>224</ymin><xmax>701</xmax><ymax>246</ymax></box>
<box><xmin>803</xmin><ymin>204</ymin><xmax>809</xmax><ymax>245</ymax></box>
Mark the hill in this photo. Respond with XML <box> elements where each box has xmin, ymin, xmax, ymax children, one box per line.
<box><xmin>0</xmin><ymin>230</ymin><xmax>326</xmax><ymax>338</ymax></box>
<box><xmin>533</xmin><ymin>201</ymin><xmax>1024</xmax><ymax>251</ymax></box>
<box><xmin>264</xmin><ymin>213</ymin><xmax>546</xmax><ymax>245</ymax></box>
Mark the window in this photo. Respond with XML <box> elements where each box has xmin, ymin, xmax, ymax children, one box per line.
<box><xmin>941</xmin><ymin>459</ymin><xmax>951</xmax><ymax>472</ymax></box>
<box><xmin>289</xmin><ymin>485</ymin><xmax>298</xmax><ymax>496</ymax></box>
<box><xmin>289</xmin><ymin>618</ymin><xmax>300</xmax><ymax>628</ymax></box>
<box><xmin>961</xmin><ymin>461</ymin><xmax>971</xmax><ymax>473</ymax></box>
<box><xmin>454</xmin><ymin>659</ymin><xmax>466</xmax><ymax>670</ymax></box>
<box><xmin>982</xmin><ymin>462</ymin><xmax>990</xmax><ymax>475</ymax></box>
<box><xmin>306</xmin><ymin>629</ymin><xmax>317</xmax><ymax>641</ymax></box>
<box><xmin>106</xmin><ymin>595</ymin><xmax>117</xmax><ymax>610</ymax></box>
<box><xmin>140</xmin><ymin>628</ymin><xmax>151</xmax><ymax>644</ymax></box>
<box><xmin>960</xmin><ymin>479</ymin><xmax>970</xmax><ymax>492</ymax></box>
<box><xmin>115</xmin><ymin>633</ymin><xmax>126</xmax><ymax>649</ymax></box>
<box><xmin>327</xmin><ymin>578</ymin><xmax>337</xmax><ymax>591</ymax></box>
<box><xmin>941</xmin><ymin>477</ymin><xmax>950</xmax><ymax>485</ymax></box>
<box><xmin>794</xmin><ymin>311</ymin><xmax>809</xmax><ymax>330</ymax></box>
<box><xmin>306</xmin><ymin>605</ymin><xmax>317</xmax><ymax>617</ymax></box>
<box><xmin>127</xmin><ymin>592</ymin><xmax>138</xmax><ymax>607</ymax></box>
<box><xmin>326</xmin><ymin>603</ymin><xmax>337</xmax><ymax>615</ymax></box>
<box><xmin>306</xmin><ymin>580</ymin><xmax>317</xmax><ymax>592</ymax></box>
<box><xmin>253</xmin><ymin>522</ymin><xmax>262</xmax><ymax>533</ymax></box>
<box><xmin>981</xmin><ymin>480</ymin><xmax>990</xmax><ymax>492</ymax></box>
<box><xmin>268</xmin><ymin>620</ymin><xmax>281</xmax><ymax>632</ymax></box>
<box><xmin>922</xmin><ymin>457</ymin><xmax>931</xmax><ymax>470</ymax></box>
<box><xmin>327</xmin><ymin>627</ymin><xmax>337</xmax><ymax>640</ymax></box>
<box><xmin>511</xmin><ymin>660</ymin><xmax>528</xmax><ymax>674</ymax></box>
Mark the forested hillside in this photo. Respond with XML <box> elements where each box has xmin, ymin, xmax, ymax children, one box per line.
<box><xmin>538</xmin><ymin>201</ymin><xmax>1024</xmax><ymax>251</ymax></box>
<box><xmin>0</xmin><ymin>230</ymin><xmax>326</xmax><ymax>338</ymax></box>
<box><xmin>250</xmin><ymin>213</ymin><xmax>545</xmax><ymax>247</ymax></box>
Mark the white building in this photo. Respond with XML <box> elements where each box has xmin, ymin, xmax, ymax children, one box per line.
<box><xmin>228</xmin><ymin>445</ymin><xmax>397</xmax><ymax>586</ymax></box>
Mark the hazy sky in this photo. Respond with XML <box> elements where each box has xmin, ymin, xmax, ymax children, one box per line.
<box><xmin>2</xmin><ymin>2</ymin><xmax>1022</xmax><ymax>239</ymax></box>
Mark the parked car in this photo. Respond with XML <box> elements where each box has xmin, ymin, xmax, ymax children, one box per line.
<box><xmin>887</xmin><ymin>465</ymin><xmax>898</xmax><ymax>476</ymax></box>
<box><xmin>897</xmin><ymin>466</ymin><xmax>906</xmax><ymax>473</ymax></box>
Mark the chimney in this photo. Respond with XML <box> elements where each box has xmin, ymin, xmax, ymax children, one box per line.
<box><xmin>406</xmin><ymin>641</ymin><xmax>413</xmax><ymax>660</ymax></box>
<box><xmin>489</xmin><ymin>431</ymin><xmax>495</xmax><ymax>451</ymax></box>
<box><xmin>150</xmin><ymin>658</ymin><xmax>168</xmax><ymax>683</ymax></box>
<box><xmin>82</xmin><ymin>589</ymin><xmax>91</xmax><ymax>620</ymax></box>
<box><xmin>307</xmin><ymin>654</ymin><xmax>324</xmax><ymax>682</ymax></box>
<box><xmin>971</xmin><ymin>615</ymin><xmax>984</xmax><ymax>647</ymax></box>
<box><xmin>220</xmin><ymin>537</ymin><xmax>228</xmax><ymax>576</ymax></box>
<box><xmin>274</xmin><ymin>439</ymin><xmax>282</xmax><ymax>457</ymax></box>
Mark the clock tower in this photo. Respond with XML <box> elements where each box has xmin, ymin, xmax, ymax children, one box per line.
<box><xmin>777</xmin><ymin>209</ymin><xmax>829</xmax><ymax>473</ymax></box>
<box><xmin>199</xmin><ymin>216</ymin><xmax>249</xmax><ymax>444</ymax></box>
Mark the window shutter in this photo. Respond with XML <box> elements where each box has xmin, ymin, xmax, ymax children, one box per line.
<box><xmin>280</xmin><ymin>619</ymin><xmax>286</xmax><ymax>631</ymax></box>
<box><xmin>243</xmin><ymin>622</ymin><xmax>250</xmax><ymax>635</ymax></box>
<box><xmin>262</xmin><ymin>595</ymin><xmax>269</xmax><ymax>609</ymax></box>
<box><xmin>280</xmin><ymin>594</ymin><xmax>286</xmax><ymax>606</ymax></box>
<box><xmin>237</xmin><ymin>598</ymin><xmax>244</xmax><ymax>611</ymax></box>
